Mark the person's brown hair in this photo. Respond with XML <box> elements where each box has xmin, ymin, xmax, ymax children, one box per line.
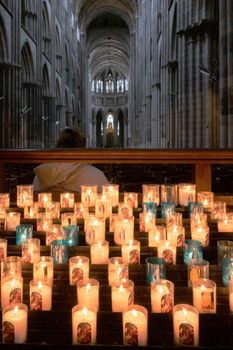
<box><xmin>56</xmin><ymin>127</ymin><xmax>86</xmax><ymax>148</ymax></box>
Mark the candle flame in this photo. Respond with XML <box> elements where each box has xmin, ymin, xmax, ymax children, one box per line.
<box><xmin>182</xmin><ymin>307</ymin><xmax>187</xmax><ymax>316</ymax></box>
<box><xmin>38</xmin><ymin>280</ymin><xmax>42</xmax><ymax>288</ymax></box>
<box><xmin>97</xmin><ymin>241</ymin><xmax>102</xmax><ymax>249</ymax></box>
<box><xmin>129</xmin><ymin>240</ymin><xmax>133</xmax><ymax>246</ymax></box>
<box><xmin>86</xmin><ymin>283</ymin><xmax>91</xmax><ymax>294</ymax></box>
<box><xmin>154</xmin><ymin>235</ymin><xmax>159</xmax><ymax>241</ymax></box>
<box><xmin>78</xmin><ymin>258</ymin><xmax>82</xmax><ymax>265</ymax></box>
<box><xmin>132</xmin><ymin>309</ymin><xmax>137</xmax><ymax>317</ymax></box>
<box><xmin>83</xmin><ymin>307</ymin><xmax>87</xmax><ymax>318</ymax></box>
<box><xmin>13</xmin><ymin>306</ymin><xmax>18</xmax><ymax>314</ymax></box>
<box><xmin>159</xmin><ymin>286</ymin><xmax>164</xmax><ymax>294</ymax></box>
<box><xmin>11</xmin><ymin>279</ymin><xmax>16</xmax><ymax>287</ymax></box>
<box><xmin>119</xmin><ymin>284</ymin><xmax>124</xmax><ymax>292</ymax></box>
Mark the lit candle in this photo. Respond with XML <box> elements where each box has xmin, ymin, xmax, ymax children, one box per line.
<box><xmin>29</xmin><ymin>279</ymin><xmax>52</xmax><ymax>310</ymax></box>
<box><xmin>5</xmin><ymin>212</ymin><xmax>21</xmax><ymax>231</ymax></box>
<box><xmin>148</xmin><ymin>225</ymin><xmax>166</xmax><ymax>247</ymax></box>
<box><xmin>38</xmin><ymin>192</ymin><xmax>52</xmax><ymax>208</ymax></box>
<box><xmin>45</xmin><ymin>201</ymin><xmax>60</xmax><ymax>219</ymax></box>
<box><xmin>2</xmin><ymin>304</ymin><xmax>28</xmax><ymax>343</ymax></box>
<box><xmin>81</xmin><ymin>185</ymin><xmax>97</xmax><ymax>207</ymax></box>
<box><xmin>0</xmin><ymin>238</ymin><xmax>7</xmax><ymax>261</ymax></box>
<box><xmin>217</xmin><ymin>213</ymin><xmax>233</xmax><ymax>232</ymax></box>
<box><xmin>151</xmin><ymin>279</ymin><xmax>174</xmax><ymax>313</ymax></box>
<box><xmin>72</xmin><ymin>305</ymin><xmax>97</xmax><ymax>345</ymax></box>
<box><xmin>108</xmin><ymin>257</ymin><xmax>129</xmax><ymax>286</ymax></box>
<box><xmin>1</xmin><ymin>276</ymin><xmax>23</xmax><ymax>309</ymax></box>
<box><xmin>114</xmin><ymin>217</ymin><xmax>134</xmax><ymax>245</ymax></box>
<box><xmin>157</xmin><ymin>240</ymin><xmax>177</xmax><ymax>265</ymax></box>
<box><xmin>90</xmin><ymin>240</ymin><xmax>109</xmax><ymax>264</ymax></box>
<box><xmin>192</xmin><ymin>278</ymin><xmax>216</xmax><ymax>313</ymax></box>
<box><xmin>61</xmin><ymin>212</ymin><xmax>76</xmax><ymax>226</ymax></box>
<box><xmin>118</xmin><ymin>202</ymin><xmax>133</xmax><ymax>219</ymax></box>
<box><xmin>142</xmin><ymin>184</ymin><xmax>160</xmax><ymax>205</ymax></box>
<box><xmin>95</xmin><ymin>194</ymin><xmax>112</xmax><ymax>219</ymax></box>
<box><xmin>60</xmin><ymin>192</ymin><xmax>74</xmax><ymax>208</ymax></box>
<box><xmin>197</xmin><ymin>191</ymin><xmax>214</xmax><ymax>210</ymax></box>
<box><xmin>22</xmin><ymin>238</ymin><xmax>40</xmax><ymax>263</ymax></box>
<box><xmin>77</xmin><ymin>278</ymin><xmax>99</xmax><ymax>311</ymax></box>
<box><xmin>102</xmin><ymin>184</ymin><xmax>119</xmax><ymax>207</ymax></box>
<box><xmin>63</xmin><ymin>224</ymin><xmax>79</xmax><ymax>246</ymax></box>
<box><xmin>139</xmin><ymin>212</ymin><xmax>156</xmax><ymax>232</ymax></box>
<box><xmin>0</xmin><ymin>193</ymin><xmax>10</xmax><ymax>208</ymax></box>
<box><xmin>69</xmin><ymin>256</ymin><xmax>89</xmax><ymax>285</ymax></box>
<box><xmin>111</xmin><ymin>279</ymin><xmax>134</xmax><ymax>312</ymax></box>
<box><xmin>46</xmin><ymin>224</ymin><xmax>63</xmax><ymax>246</ymax></box>
<box><xmin>74</xmin><ymin>202</ymin><xmax>88</xmax><ymax>219</ymax></box>
<box><xmin>1</xmin><ymin>256</ymin><xmax>22</xmax><ymax>279</ymax></box>
<box><xmin>122</xmin><ymin>305</ymin><xmax>148</xmax><ymax>346</ymax></box>
<box><xmin>16</xmin><ymin>224</ymin><xmax>33</xmax><ymax>246</ymax></box>
<box><xmin>191</xmin><ymin>225</ymin><xmax>209</xmax><ymax>247</ymax></box>
<box><xmin>24</xmin><ymin>203</ymin><xmax>39</xmax><ymax>219</ymax></box>
<box><xmin>50</xmin><ymin>239</ymin><xmax>68</xmax><ymax>264</ymax></box>
<box><xmin>33</xmin><ymin>256</ymin><xmax>54</xmax><ymax>285</ymax></box>
<box><xmin>229</xmin><ymin>274</ymin><xmax>233</xmax><ymax>312</ymax></box>
<box><xmin>173</xmin><ymin>304</ymin><xmax>199</xmax><ymax>346</ymax></box>
<box><xmin>37</xmin><ymin>213</ymin><xmax>51</xmax><ymax>232</ymax></box>
<box><xmin>121</xmin><ymin>240</ymin><xmax>140</xmax><ymax>265</ymax></box>
<box><xmin>85</xmin><ymin>217</ymin><xmax>105</xmax><ymax>245</ymax></box>
<box><xmin>178</xmin><ymin>184</ymin><xmax>196</xmax><ymax>206</ymax></box>
<box><xmin>210</xmin><ymin>201</ymin><xmax>226</xmax><ymax>219</ymax></box>
<box><xmin>17</xmin><ymin>185</ymin><xmax>33</xmax><ymax>208</ymax></box>
<box><xmin>167</xmin><ymin>225</ymin><xmax>185</xmax><ymax>247</ymax></box>
<box><xmin>124</xmin><ymin>192</ymin><xmax>138</xmax><ymax>208</ymax></box>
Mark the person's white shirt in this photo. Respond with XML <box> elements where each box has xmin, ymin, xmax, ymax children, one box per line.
<box><xmin>33</xmin><ymin>162</ymin><xmax>108</xmax><ymax>192</ymax></box>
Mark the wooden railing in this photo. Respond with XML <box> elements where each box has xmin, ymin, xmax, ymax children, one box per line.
<box><xmin>0</xmin><ymin>149</ymin><xmax>233</xmax><ymax>197</ymax></box>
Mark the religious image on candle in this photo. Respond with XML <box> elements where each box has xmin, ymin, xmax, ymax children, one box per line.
<box><xmin>2</xmin><ymin>303</ymin><xmax>28</xmax><ymax>344</ymax></box>
<box><xmin>173</xmin><ymin>304</ymin><xmax>199</xmax><ymax>347</ymax></box>
<box><xmin>72</xmin><ymin>305</ymin><xmax>97</xmax><ymax>345</ymax></box>
<box><xmin>151</xmin><ymin>279</ymin><xmax>174</xmax><ymax>313</ymax></box>
<box><xmin>69</xmin><ymin>256</ymin><xmax>89</xmax><ymax>285</ymax></box>
<box><xmin>192</xmin><ymin>278</ymin><xmax>216</xmax><ymax>313</ymax></box>
<box><xmin>30</xmin><ymin>279</ymin><xmax>52</xmax><ymax>311</ymax></box>
<box><xmin>77</xmin><ymin>278</ymin><xmax>99</xmax><ymax>311</ymax></box>
<box><xmin>1</xmin><ymin>275</ymin><xmax>23</xmax><ymax>310</ymax></box>
<box><xmin>122</xmin><ymin>304</ymin><xmax>148</xmax><ymax>346</ymax></box>
<box><xmin>112</xmin><ymin>279</ymin><xmax>134</xmax><ymax>312</ymax></box>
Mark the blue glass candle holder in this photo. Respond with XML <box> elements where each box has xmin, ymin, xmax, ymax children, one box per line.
<box><xmin>188</xmin><ymin>202</ymin><xmax>204</xmax><ymax>216</ymax></box>
<box><xmin>63</xmin><ymin>225</ymin><xmax>79</xmax><ymax>246</ymax></box>
<box><xmin>145</xmin><ymin>256</ymin><xmax>166</xmax><ymax>285</ymax></box>
<box><xmin>183</xmin><ymin>239</ymin><xmax>203</xmax><ymax>265</ymax></box>
<box><xmin>142</xmin><ymin>202</ymin><xmax>157</xmax><ymax>215</ymax></box>
<box><xmin>16</xmin><ymin>224</ymin><xmax>33</xmax><ymax>245</ymax></box>
<box><xmin>51</xmin><ymin>239</ymin><xmax>68</xmax><ymax>264</ymax></box>
<box><xmin>222</xmin><ymin>257</ymin><xmax>233</xmax><ymax>286</ymax></box>
<box><xmin>160</xmin><ymin>202</ymin><xmax>176</xmax><ymax>218</ymax></box>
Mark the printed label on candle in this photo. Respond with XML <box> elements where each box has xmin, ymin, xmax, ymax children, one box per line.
<box><xmin>31</xmin><ymin>291</ymin><xmax>42</xmax><ymax>310</ymax></box>
<box><xmin>189</xmin><ymin>267</ymin><xmax>199</xmax><ymax>284</ymax></box>
<box><xmin>129</xmin><ymin>250</ymin><xmax>140</xmax><ymax>265</ymax></box>
<box><xmin>162</xmin><ymin>249</ymin><xmax>173</xmax><ymax>265</ymax></box>
<box><xmin>177</xmin><ymin>234</ymin><xmax>184</xmax><ymax>247</ymax></box>
<box><xmin>22</xmin><ymin>247</ymin><xmax>32</xmax><ymax>263</ymax></box>
<box><xmin>125</xmin><ymin>322</ymin><xmax>138</xmax><ymax>346</ymax></box>
<box><xmin>2</xmin><ymin>321</ymin><xmax>15</xmax><ymax>343</ymax></box>
<box><xmin>119</xmin><ymin>267</ymin><xmax>129</xmax><ymax>280</ymax></box>
<box><xmin>77</xmin><ymin>322</ymin><xmax>91</xmax><ymax>344</ymax></box>
<box><xmin>161</xmin><ymin>293</ymin><xmax>173</xmax><ymax>313</ymax></box>
<box><xmin>9</xmin><ymin>288</ymin><xmax>21</xmax><ymax>304</ymax></box>
<box><xmin>120</xmin><ymin>207</ymin><xmax>130</xmax><ymax>218</ymax></box>
<box><xmin>0</xmin><ymin>247</ymin><xmax>4</xmax><ymax>260</ymax></box>
<box><xmin>72</xmin><ymin>267</ymin><xmax>83</xmax><ymax>284</ymax></box>
<box><xmin>201</xmin><ymin>291</ymin><xmax>214</xmax><ymax>312</ymax></box>
<box><xmin>179</xmin><ymin>322</ymin><xmax>194</xmax><ymax>346</ymax></box>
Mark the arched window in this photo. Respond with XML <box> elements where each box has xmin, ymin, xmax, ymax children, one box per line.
<box><xmin>117</xmin><ymin>77</ymin><xmax>124</xmax><ymax>93</ymax></box>
<box><xmin>55</xmin><ymin>25</ymin><xmax>62</xmax><ymax>73</ymax></box>
<box><xmin>125</xmin><ymin>79</ymin><xmax>129</xmax><ymax>91</ymax></box>
<box><xmin>96</xmin><ymin>77</ymin><xmax>103</xmax><ymax>93</ymax></box>
<box><xmin>91</xmin><ymin>80</ymin><xmax>95</xmax><ymax>92</ymax></box>
<box><xmin>106</xmin><ymin>113</ymin><xmax>114</xmax><ymax>133</ymax></box>
<box><xmin>42</xmin><ymin>64</ymin><xmax>50</xmax><ymax>96</ymax></box>
<box><xmin>42</xmin><ymin>1</ymin><xmax>51</xmax><ymax>58</ymax></box>
<box><xmin>0</xmin><ymin>16</ymin><xmax>8</xmax><ymax>63</ymax></box>
<box><xmin>105</xmin><ymin>71</ymin><xmax>114</xmax><ymax>93</ymax></box>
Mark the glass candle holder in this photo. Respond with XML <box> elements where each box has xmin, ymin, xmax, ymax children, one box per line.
<box><xmin>51</xmin><ymin>239</ymin><xmax>68</xmax><ymax>264</ymax></box>
<box><xmin>160</xmin><ymin>202</ymin><xmax>176</xmax><ymax>218</ymax></box>
<box><xmin>2</xmin><ymin>303</ymin><xmax>28</xmax><ymax>344</ymax></box>
<box><xmin>217</xmin><ymin>213</ymin><xmax>233</xmax><ymax>232</ymax></box>
<box><xmin>0</xmin><ymin>207</ymin><xmax>6</xmax><ymax>230</ymax></box>
<box><xmin>146</xmin><ymin>257</ymin><xmax>166</xmax><ymax>285</ymax></box>
<box><xmin>190</xmin><ymin>212</ymin><xmax>208</xmax><ymax>232</ymax></box>
<box><xmin>142</xmin><ymin>184</ymin><xmax>160</xmax><ymax>206</ymax></box>
<box><xmin>192</xmin><ymin>278</ymin><xmax>216</xmax><ymax>313</ymax></box>
<box><xmin>81</xmin><ymin>185</ymin><xmax>97</xmax><ymax>207</ymax></box>
<box><xmin>45</xmin><ymin>201</ymin><xmax>60</xmax><ymax>219</ymax></box>
<box><xmin>118</xmin><ymin>203</ymin><xmax>133</xmax><ymax>219</ymax></box>
<box><xmin>77</xmin><ymin>278</ymin><xmax>99</xmax><ymax>311</ymax></box>
<box><xmin>22</xmin><ymin>238</ymin><xmax>40</xmax><ymax>264</ymax></box>
<box><xmin>183</xmin><ymin>240</ymin><xmax>203</xmax><ymax>265</ymax></box>
<box><xmin>108</xmin><ymin>257</ymin><xmax>129</xmax><ymax>286</ymax></box>
<box><xmin>46</xmin><ymin>224</ymin><xmax>64</xmax><ymax>246</ymax></box>
<box><xmin>69</xmin><ymin>256</ymin><xmax>89</xmax><ymax>285</ymax></box>
<box><xmin>90</xmin><ymin>240</ymin><xmax>109</xmax><ymax>264</ymax></box>
<box><xmin>95</xmin><ymin>194</ymin><xmax>112</xmax><ymax>219</ymax></box>
<box><xmin>167</xmin><ymin>225</ymin><xmax>185</xmax><ymax>247</ymax></box>
<box><xmin>188</xmin><ymin>202</ymin><xmax>204</xmax><ymax>216</ymax></box>
<box><xmin>61</xmin><ymin>212</ymin><xmax>76</xmax><ymax>226</ymax></box>
<box><xmin>121</xmin><ymin>240</ymin><xmax>140</xmax><ymax>265</ymax></box>
<box><xmin>151</xmin><ymin>279</ymin><xmax>174</xmax><ymax>313</ymax></box>
<box><xmin>5</xmin><ymin>212</ymin><xmax>21</xmax><ymax>231</ymax></box>
<box><xmin>142</xmin><ymin>202</ymin><xmax>157</xmax><ymax>215</ymax></box>
<box><xmin>102</xmin><ymin>184</ymin><xmax>119</xmax><ymax>207</ymax></box>
<box><xmin>217</xmin><ymin>240</ymin><xmax>233</xmax><ymax>265</ymax></box>
<box><xmin>72</xmin><ymin>305</ymin><xmax>97</xmax><ymax>345</ymax></box>
<box><xmin>157</xmin><ymin>240</ymin><xmax>177</xmax><ymax>265</ymax></box>
<box><xmin>85</xmin><ymin>217</ymin><xmax>105</xmax><ymax>245</ymax></box>
<box><xmin>139</xmin><ymin>212</ymin><xmax>156</xmax><ymax>232</ymax></box>
<box><xmin>188</xmin><ymin>259</ymin><xmax>209</xmax><ymax>287</ymax></box>
<box><xmin>111</xmin><ymin>279</ymin><xmax>134</xmax><ymax>312</ymax></box>
<box><xmin>16</xmin><ymin>224</ymin><xmax>33</xmax><ymax>246</ymax></box>
<box><xmin>222</xmin><ymin>257</ymin><xmax>233</xmax><ymax>287</ymax></box>
<box><xmin>148</xmin><ymin>225</ymin><xmax>167</xmax><ymax>247</ymax></box>
<box><xmin>161</xmin><ymin>185</ymin><xmax>178</xmax><ymax>205</ymax></box>
<box><xmin>197</xmin><ymin>191</ymin><xmax>214</xmax><ymax>210</ymax></box>
<box><xmin>63</xmin><ymin>224</ymin><xmax>79</xmax><ymax>246</ymax></box>
<box><xmin>37</xmin><ymin>213</ymin><xmax>51</xmax><ymax>232</ymax></box>
<box><xmin>0</xmin><ymin>238</ymin><xmax>7</xmax><ymax>261</ymax></box>
<box><xmin>1</xmin><ymin>275</ymin><xmax>23</xmax><ymax>309</ymax></box>
<box><xmin>114</xmin><ymin>217</ymin><xmax>134</xmax><ymax>245</ymax></box>
<box><xmin>229</xmin><ymin>274</ymin><xmax>233</xmax><ymax>312</ymax></box>
<box><xmin>29</xmin><ymin>279</ymin><xmax>52</xmax><ymax>311</ymax></box>
<box><xmin>33</xmin><ymin>256</ymin><xmax>54</xmax><ymax>285</ymax></box>
<box><xmin>1</xmin><ymin>256</ymin><xmax>22</xmax><ymax>278</ymax></box>
<box><xmin>173</xmin><ymin>304</ymin><xmax>199</xmax><ymax>347</ymax></box>
<box><xmin>166</xmin><ymin>212</ymin><xmax>182</xmax><ymax>229</ymax></box>
<box><xmin>0</xmin><ymin>193</ymin><xmax>10</xmax><ymax>208</ymax></box>
<box><xmin>74</xmin><ymin>202</ymin><xmax>89</xmax><ymax>219</ymax></box>
<box><xmin>178</xmin><ymin>183</ymin><xmax>196</xmax><ymax>206</ymax></box>
<box><xmin>124</xmin><ymin>192</ymin><xmax>138</xmax><ymax>208</ymax></box>
<box><xmin>210</xmin><ymin>201</ymin><xmax>226</xmax><ymax>219</ymax></box>
<box><xmin>122</xmin><ymin>304</ymin><xmax>148</xmax><ymax>346</ymax></box>
<box><xmin>17</xmin><ymin>185</ymin><xmax>33</xmax><ymax>208</ymax></box>
<box><xmin>60</xmin><ymin>192</ymin><xmax>74</xmax><ymax>208</ymax></box>
<box><xmin>24</xmin><ymin>203</ymin><xmax>39</xmax><ymax>219</ymax></box>
<box><xmin>37</xmin><ymin>192</ymin><xmax>52</xmax><ymax>208</ymax></box>
<box><xmin>191</xmin><ymin>225</ymin><xmax>209</xmax><ymax>247</ymax></box>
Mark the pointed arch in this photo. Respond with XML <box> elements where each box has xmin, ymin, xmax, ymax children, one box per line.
<box><xmin>0</xmin><ymin>15</ymin><xmax>8</xmax><ymax>63</ymax></box>
<box><xmin>21</xmin><ymin>42</ymin><xmax>35</xmax><ymax>83</ymax></box>
<box><xmin>42</xmin><ymin>64</ymin><xmax>50</xmax><ymax>96</ymax></box>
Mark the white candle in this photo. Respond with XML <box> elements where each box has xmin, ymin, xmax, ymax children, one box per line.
<box><xmin>218</xmin><ymin>214</ymin><xmax>233</xmax><ymax>232</ymax></box>
<box><xmin>192</xmin><ymin>279</ymin><xmax>216</xmax><ymax>313</ymax></box>
<box><xmin>85</xmin><ymin>217</ymin><xmax>105</xmax><ymax>245</ymax></box>
<box><xmin>118</xmin><ymin>203</ymin><xmax>133</xmax><ymax>219</ymax></box>
<box><xmin>33</xmin><ymin>256</ymin><xmax>54</xmax><ymax>284</ymax></box>
<box><xmin>30</xmin><ymin>279</ymin><xmax>52</xmax><ymax>310</ymax></box>
<box><xmin>24</xmin><ymin>203</ymin><xmax>39</xmax><ymax>219</ymax></box>
<box><xmin>95</xmin><ymin>194</ymin><xmax>112</xmax><ymax>218</ymax></box>
<box><xmin>121</xmin><ymin>240</ymin><xmax>140</xmax><ymax>265</ymax></box>
<box><xmin>111</xmin><ymin>279</ymin><xmax>134</xmax><ymax>312</ymax></box>
<box><xmin>151</xmin><ymin>280</ymin><xmax>174</xmax><ymax>313</ymax></box>
<box><xmin>173</xmin><ymin>304</ymin><xmax>199</xmax><ymax>346</ymax></box>
<box><xmin>158</xmin><ymin>240</ymin><xmax>177</xmax><ymax>265</ymax></box>
<box><xmin>2</xmin><ymin>304</ymin><xmax>28</xmax><ymax>343</ymax></box>
<box><xmin>139</xmin><ymin>212</ymin><xmax>156</xmax><ymax>232</ymax></box>
<box><xmin>0</xmin><ymin>238</ymin><xmax>7</xmax><ymax>261</ymax></box>
<box><xmin>191</xmin><ymin>225</ymin><xmax>209</xmax><ymax>247</ymax></box>
<box><xmin>60</xmin><ymin>192</ymin><xmax>74</xmax><ymax>208</ymax></box>
<box><xmin>5</xmin><ymin>212</ymin><xmax>21</xmax><ymax>231</ymax></box>
<box><xmin>69</xmin><ymin>256</ymin><xmax>89</xmax><ymax>285</ymax></box>
<box><xmin>38</xmin><ymin>192</ymin><xmax>52</xmax><ymax>208</ymax></box>
<box><xmin>108</xmin><ymin>257</ymin><xmax>129</xmax><ymax>286</ymax></box>
<box><xmin>124</xmin><ymin>192</ymin><xmax>138</xmax><ymax>208</ymax></box>
<box><xmin>22</xmin><ymin>238</ymin><xmax>40</xmax><ymax>263</ymax></box>
<box><xmin>123</xmin><ymin>305</ymin><xmax>148</xmax><ymax>346</ymax></box>
<box><xmin>148</xmin><ymin>225</ymin><xmax>166</xmax><ymax>247</ymax></box>
<box><xmin>114</xmin><ymin>217</ymin><xmax>134</xmax><ymax>245</ymax></box>
<box><xmin>1</xmin><ymin>276</ymin><xmax>23</xmax><ymax>309</ymax></box>
<box><xmin>178</xmin><ymin>184</ymin><xmax>196</xmax><ymax>206</ymax></box>
<box><xmin>142</xmin><ymin>184</ymin><xmax>160</xmax><ymax>205</ymax></box>
<box><xmin>77</xmin><ymin>279</ymin><xmax>99</xmax><ymax>311</ymax></box>
<box><xmin>167</xmin><ymin>225</ymin><xmax>185</xmax><ymax>247</ymax></box>
<box><xmin>90</xmin><ymin>241</ymin><xmax>109</xmax><ymax>264</ymax></box>
<box><xmin>81</xmin><ymin>185</ymin><xmax>97</xmax><ymax>207</ymax></box>
<box><xmin>72</xmin><ymin>306</ymin><xmax>97</xmax><ymax>345</ymax></box>
<box><xmin>102</xmin><ymin>184</ymin><xmax>119</xmax><ymax>207</ymax></box>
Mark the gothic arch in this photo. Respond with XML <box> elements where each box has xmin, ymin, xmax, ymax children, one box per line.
<box><xmin>21</xmin><ymin>42</ymin><xmax>35</xmax><ymax>82</ymax></box>
<box><xmin>55</xmin><ymin>78</ymin><xmax>61</xmax><ymax>104</ymax></box>
<box><xmin>0</xmin><ymin>15</ymin><xmax>8</xmax><ymax>63</ymax></box>
<box><xmin>55</xmin><ymin>25</ymin><xmax>61</xmax><ymax>54</ymax></box>
<box><xmin>42</xmin><ymin>1</ymin><xmax>50</xmax><ymax>38</ymax></box>
<box><xmin>42</xmin><ymin>64</ymin><xmax>50</xmax><ymax>95</ymax></box>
